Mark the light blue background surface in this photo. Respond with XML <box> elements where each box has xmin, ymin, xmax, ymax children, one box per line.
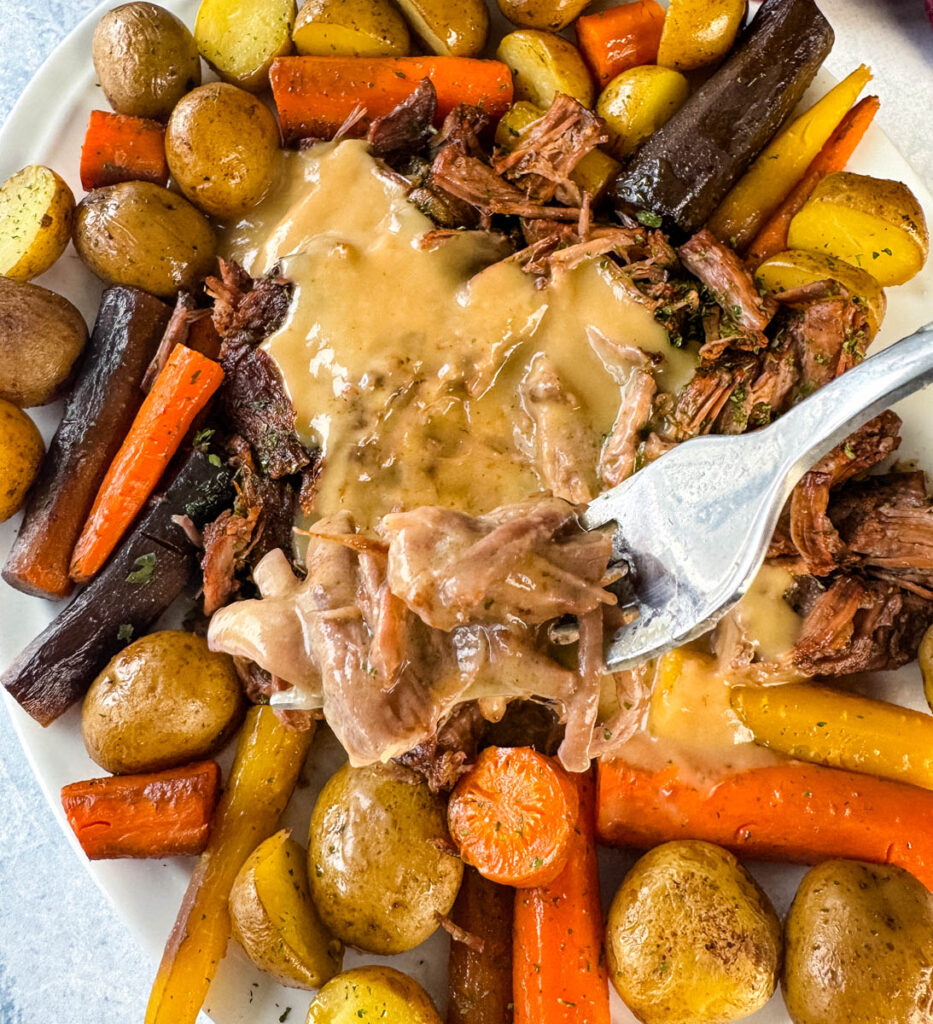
<box><xmin>0</xmin><ymin>1</ymin><xmax>929</xmax><ymax>1021</ymax></box>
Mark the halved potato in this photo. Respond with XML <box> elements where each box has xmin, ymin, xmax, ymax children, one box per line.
<box><xmin>230</xmin><ymin>829</ymin><xmax>343</xmax><ymax>990</ymax></box>
<box><xmin>307</xmin><ymin>966</ymin><xmax>443</xmax><ymax>1024</ymax></box>
<box><xmin>755</xmin><ymin>249</ymin><xmax>886</xmax><ymax>339</ymax></box>
<box><xmin>657</xmin><ymin>0</ymin><xmax>747</xmax><ymax>71</ymax></box>
<box><xmin>0</xmin><ymin>399</ymin><xmax>44</xmax><ymax>522</ymax></box>
<box><xmin>395</xmin><ymin>0</ymin><xmax>489</xmax><ymax>57</ymax></box>
<box><xmin>195</xmin><ymin>0</ymin><xmax>296</xmax><ymax>91</ymax></box>
<box><xmin>0</xmin><ymin>166</ymin><xmax>75</xmax><ymax>281</ymax></box>
<box><xmin>495</xmin><ymin>0</ymin><xmax>590</xmax><ymax>32</ymax></box>
<box><xmin>496</xmin><ymin>30</ymin><xmax>594</xmax><ymax>109</ymax></box>
<box><xmin>597</xmin><ymin>65</ymin><xmax>689</xmax><ymax>158</ymax></box>
<box><xmin>787</xmin><ymin>171</ymin><xmax>929</xmax><ymax>287</ymax></box>
<box><xmin>293</xmin><ymin>0</ymin><xmax>410</xmax><ymax>56</ymax></box>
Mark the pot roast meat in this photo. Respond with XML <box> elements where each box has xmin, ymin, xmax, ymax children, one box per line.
<box><xmin>367</xmin><ymin>78</ymin><xmax>438</xmax><ymax>163</ymax></box>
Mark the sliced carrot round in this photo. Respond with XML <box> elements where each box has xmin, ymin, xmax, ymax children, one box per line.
<box><xmin>447</xmin><ymin>746</ymin><xmax>579</xmax><ymax>888</ymax></box>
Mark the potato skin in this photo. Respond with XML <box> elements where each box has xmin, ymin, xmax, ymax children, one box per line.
<box><xmin>606</xmin><ymin>840</ymin><xmax>782</xmax><ymax>1024</ymax></box>
<box><xmin>784</xmin><ymin>859</ymin><xmax>933</xmax><ymax>1024</ymax></box>
<box><xmin>166</xmin><ymin>83</ymin><xmax>281</xmax><ymax>220</ymax></box>
<box><xmin>195</xmin><ymin>0</ymin><xmax>296</xmax><ymax>91</ymax></box>
<box><xmin>922</xmin><ymin>625</ymin><xmax>933</xmax><ymax>712</ymax></box>
<box><xmin>93</xmin><ymin>2</ymin><xmax>201</xmax><ymax>120</ymax></box>
<box><xmin>657</xmin><ymin>0</ymin><xmax>747</xmax><ymax>71</ymax></box>
<box><xmin>0</xmin><ymin>276</ymin><xmax>87</xmax><ymax>408</ymax></box>
<box><xmin>496</xmin><ymin>29</ymin><xmax>594</xmax><ymax>108</ymax></box>
<box><xmin>292</xmin><ymin>0</ymin><xmax>410</xmax><ymax>57</ymax></box>
<box><xmin>82</xmin><ymin>630</ymin><xmax>244</xmax><ymax>775</ymax></box>
<box><xmin>597</xmin><ymin>65</ymin><xmax>689</xmax><ymax>158</ymax></box>
<box><xmin>74</xmin><ymin>181</ymin><xmax>217</xmax><ymax>298</ymax></box>
<box><xmin>496</xmin><ymin>0</ymin><xmax>589</xmax><ymax>32</ymax></box>
<box><xmin>309</xmin><ymin>763</ymin><xmax>463</xmax><ymax>954</ymax></box>
<box><xmin>0</xmin><ymin>165</ymin><xmax>75</xmax><ymax>282</ymax></box>
<box><xmin>395</xmin><ymin>0</ymin><xmax>489</xmax><ymax>57</ymax></box>
<box><xmin>0</xmin><ymin>400</ymin><xmax>44</xmax><ymax>522</ymax></box>
<box><xmin>307</xmin><ymin>966</ymin><xmax>443</xmax><ymax>1024</ymax></box>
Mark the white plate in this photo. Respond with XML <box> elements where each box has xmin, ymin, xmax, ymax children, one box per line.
<box><xmin>1</xmin><ymin>3</ymin><xmax>931</xmax><ymax>1021</ymax></box>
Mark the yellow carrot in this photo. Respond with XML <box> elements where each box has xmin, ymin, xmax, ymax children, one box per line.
<box><xmin>707</xmin><ymin>65</ymin><xmax>871</xmax><ymax>251</ymax></box>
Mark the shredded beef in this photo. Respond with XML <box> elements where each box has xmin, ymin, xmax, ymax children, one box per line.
<box><xmin>394</xmin><ymin>702</ymin><xmax>486</xmax><ymax>792</ymax></box>
<box><xmin>367</xmin><ymin>78</ymin><xmax>437</xmax><ymax>163</ymax></box>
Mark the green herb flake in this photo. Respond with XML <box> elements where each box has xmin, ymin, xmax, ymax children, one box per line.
<box><xmin>208</xmin><ymin>453</ymin><xmax>222</xmax><ymax>467</ymax></box>
<box><xmin>126</xmin><ymin>552</ymin><xmax>157</xmax><ymax>584</ymax></box>
<box><xmin>192</xmin><ymin>427</ymin><xmax>215</xmax><ymax>449</ymax></box>
<box><xmin>636</xmin><ymin>209</ymin><xmax>662</xmax><ymax>228</ymax></box>
<box><xmin>816</xmin><ymin>721</ymin><xmax>827</xmax><ymax>728</ymax></box>
<box><xmin>117</xmin><ymin>623</ymin><xmax>134</xmax><ymax>642</ymax></box>
<box><xmin>279</xmin><ymin>1010</ymin><xmax>292</xmax><ymax>1022</ymax></box>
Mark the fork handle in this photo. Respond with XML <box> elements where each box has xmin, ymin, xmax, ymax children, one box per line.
<box><xmin>767</xmin><ymin>321</ymin><xmax>933</xmax><ymax>486</ymax></box>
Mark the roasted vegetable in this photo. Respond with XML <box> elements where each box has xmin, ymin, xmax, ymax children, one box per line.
<box><xmin>307</xmin><ymin>966</ymin><xmax>443</xmax><ymax>1024</ymax></box>
<box><xmin>0</xmin><ymin>165</ymin><xmax>75</xmax><ymax>281</ymax></box>
<box><xmin>0</xmin><ymin>400</ymin><xmax>44</xmax><ymax>522</ymax></box>
<box><xmin>606</xmin><ymin>841</ymin><xmax>782</xmax><ymax>1024</ymax></box>
<box><xmin>496</xmin><ymin>0</ymin><xmax>589</xmax><ymax>32</ymax></box>
<box><xmin>165</xmin><ymin>83</ymin><xmax>280</xmax><ymax>220</ymax></box>
<box><xmin>2</xmin><ymin>286</ymin><xmax>169</xmax><ymax>599</ymax></box>
<box><xmin>395</xmin><ymin>0</ymin><xmax>489</xmax><ymax>57</ymax></box>
<box><xmin>93</xmin><ymin>2</ymin><xmax>201</xmax><ymax>120</ymax></box>
<box><xmin>922</xmin><ymin>625</ymin><xmax>933</xmax><ymax>712</ymax></box>
<box><xmin>496</xmin><ymin>29</ymin><xmax>594</xmax><ymax>109</ymax></box>
<box><xmin>80</xmin><ymin>110</ymin><xmax>169</xmax><ymax>190</ymax></box>
<box><xmin>61</xmin><ymin>761</ymin><xmax>221</xmax><ymax>860</ymax></box>
<box><xmin>576</xmin><ymin>0</ymin><xmax>665</xmax><ymax>88</ymax></box>
<box><xmin>609</xmin><ymin>0</ymin><xmax>834</xmax><ymax>235</ymax></box>
<box><xmin>787</xmin><ymin>170</ymin><xmax>930</xmax><ymax>286</ymax></box>
<box><xmin>0</xmin><ymin>276</ymin><xmax>87</xmax><ymax>409</ymax></box>
<box><xmin>195</xmin><ymin>0</ymin><xmax>295</xmax><ymax>91</ymax></box>
<box><xmin>2</xmin><ymin>450</ymin><xmax>233</xmax><ymax>726</ymax></box>
<box><xmin>74</xmin><ymin>181</ymin><xmax>217</xmax><ymax>298</ymax></box>
<box><xmin>229</xmin><ymin>829</ymin><xmax>343</xmax><ymax>989</ymax></box>
<box><xmin>597</xmin><ymin>65</ymin><xmax>689</xmax><ymax>158</ymax></box>
<box><xmin>292</xmin><ymin>0</ymin><xmax>410</xmax><ymax>57</ymax></box>
<box><xmin>656</xmin><ymin>0</ymin><xmax>746</xmax><ymax>71</ymax></box>
<box><xmin>145</xmin><ymin>707</ymin><xmax>314</xmax><ymax>1024</ymax></box>
<box><xmin>783</xmin><ymin>860</ymin><xmax>933</xmax><ymax>1024</ymax></box>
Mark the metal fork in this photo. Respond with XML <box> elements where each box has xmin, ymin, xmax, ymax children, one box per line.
<box><xmin>583</xmin><ymin>321</ymin><xmax>933</xmax><ymax>671</ymax></box>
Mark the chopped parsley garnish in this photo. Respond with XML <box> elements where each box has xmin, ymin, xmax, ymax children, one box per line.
<box><xmin>636</xmin><ymin>209</ymin><xmax>663</xmax><ymax>228</ymax></box>
<box><xmin>126</xmin><ymin>552</ymin><xmax>157</xmax><ymax>584</ymax></box>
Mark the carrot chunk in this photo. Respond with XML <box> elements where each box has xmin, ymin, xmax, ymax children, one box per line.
<box><xmin>80</xmin><ymin>109</ymin><xmax>169</xmax><ymax>191</ymax></box>
<box><xmin>576</xmin><ymin>0</ymin><xmax>666</xmax><ymax>87</ymax></box>
<box><xmin>448</xmin><ymin>747</ymin><xmax>579</xmax><ymax>888</ymax></box>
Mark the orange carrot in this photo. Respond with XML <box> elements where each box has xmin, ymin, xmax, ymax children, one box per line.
<box><xmin>69</xmin><ymin>344</ymin><xmax>223</xmax><ymax>582</ymax></box>
<box><xmin>513</xmin><ymin>770</ymin><xmax>611</xmax><ymax>1024</ymax></box>
<box><xmin>576</xmin><ymin>0</ymin><xmax>666</xmax><ymax>87</ymax></box>
<box><xmin>746</xmin><ymin>94</ymin><xmax>880</xmax><ymax>264</ymax></box>
<box><xmin>61</xmin><ymin>761</ymin><xmax>221</xmax><ymax>860</ymax></box>
<box><xmin>80</xmin><ymin>109</ymin><xmax>169</xmax><ymax>191</ymax></box>
<box><xmin>448</xmin><ymin>747</ymin><xmax>579</xmax><ymax>888</ymax></box>
<box><xmin>270</xmin><ymin>56</ymin><xmax>514</xmax><ymax>142</ymax></box>
<box><xmin>597</xmin><ymin>759</ymin><xmax>933</xmax><ymax>890</ymax></box>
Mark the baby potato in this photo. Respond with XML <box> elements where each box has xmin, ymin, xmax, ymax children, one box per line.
<box><xmin>292</xmin><ymin>0</ymin><xmax>410</xmax><ymax>57</ymax></box>
<box><xmin>74</xmin><ymin>181</ymin><xmax>216</xmax><ymax>298</ymax></box>
<box><xmin>93</xmin><ymin>2</ymin><xmax>201</xmax><ymax>120</ymax></box>
<box><xmin>607</xmin><ymin>840</ymin><xmax>782</xmax><ymax>1024</ymax></box>
<box><xmin>657</xmin><ymin>0</ymin><xmax>747</xmax><ymax>71</ymax></box>
<box><xmin>496</xmin><ymin>30</ymin><xmax>594</xmax><ymax>109</ymax></box>
<box><xmin>0</xmin><ymin>399</ymin><xmax>44</xmax><ymax>522</ymax></box>
<box><xmin>309</xmin><ymin>763</ymin><xmax>463</xmax><ymax>954</ymax></box>
<box><xmin>784</xmin><ymin>860</ymin><xmax>933</xmax><ymax>1024</ymax></box>
<box><xmin>307</xmin><ymin>966</ymin><xmax>443</xmax><ymax>1024</ymax></box>
<box><xmin>395</xmin><ymin>0</ymin><xmax>488</xmax><ymax>56</ymax></box>
<box><xmin>82</xmin><ymin>630</ymin><xmax>244</xmax><ymax>774</ymax></box>
<box><xmin>230</xmin><ymin>829</ymin><xmax>343</xmax><ymax>990</ymax></box>
<box><xmin>788</xmin><ymin>171</ymin><xmax>930</xmax><ymax>287</ymax></box>
<box><xmin>195</xmin><ymin>0</ymin><xmax>295</xmax><ymax>91</ymax></box>
<box><xmin>166</xmin><ymin>83</ymin><xmax>281</xmax><ymax>220</ymax></box>
<box><xmin>0</xmin><ymin>166</ymin><xmax>75</xmax><ymax>282</ymax></box>
<box><xmin>597</xmin><ymin>64</ymin><xmax>689</xmax><ymax>158</ymax></box>
<box><xmin>755</xmin><ymin>249</ymin><xmax>886</xmax><ymax>339</ymax></box>
<box><xmin>0</xmin><ymin>277</ymin><xmax>87</xmax><ymax>408</ymax></box>
<box><xmin>496</xmin><ymin>0</ymin><xmax>590</xmax><ymax>32</ymax></box>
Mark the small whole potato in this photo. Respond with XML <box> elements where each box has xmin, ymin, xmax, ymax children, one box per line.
<box><xmin>74</xmin><ymin>181</ymin><xmax>217</xmax><ymax>297</ymax></box>
<box><xmin>166</xmin><ymin>83</ymin><xmax>281</xmax><ymax>220</ymax></box>
<box><xmin>784</xmin><ymin>859</ymin><xmax>933</xmax><ymax>1024</ymax></box>
<box><xmin>307</xmin><ymin>966</ymin><xmax>443</xmax><ymax>1023</ymax></box>
<box><xmin>82</xmin><ymin>630</ymin><xmax>244</xmax><ymax>774</ymax></box>
<box><xmin>93</xmin><ymin>2</ymin><xmax>201</xmax><ymax>120</ymax></box>
<box><xmin>309</xmin><ymin>763</ymin><xmax>463</xmax><ymax>954</ymax></box>
<box><xmin>0</xmin><ymin>400</ymin><xmax>44</xmax><ymax>522</ymax></box>
<box><xmin>597</xmin><ymin>65</ymin><xmax>689</xmax><ymax>158</ymax></box>
<box><xmin>607</xmin><ymin>840</ymin><xmax>782</xmax><ymax>1024</ymax></box>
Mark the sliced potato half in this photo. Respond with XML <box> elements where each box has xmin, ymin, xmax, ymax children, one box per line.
<box><xmin>597</xmin><ymin>65</ymin><xmax>689</xmax><ymax>158</ymax></box>
<box><xmin>395</xmin><ymin>0</ymin><xmax>489</xmax><ymax>57</ymax></box>
<box><xmin>195</xmin><ymin>0</ymin><xmax>296</xmax><ymax>91</ymax></box>
<box><xmin>293</xmin><ymin>0</ymin><xmax>409</xmax><ymax>56</ymax></box>
<box><xmin>0</xmin><ymin>166</ymin><xmax>75</xmax><ymax>281</ymax></box>
<box><xmin>307</xmin><ymin>966</ymin><xmax>443</xmax><ymax>1024</ymax></box>
<box><xmin>496</xmin><ymin>0</ymin><xmax>591</xmax><ymax>32</ymax></box>
<box><xmin>496</xmin><ymin>29</ymin><xmax>594</xmax><ymax>108</ymax></box>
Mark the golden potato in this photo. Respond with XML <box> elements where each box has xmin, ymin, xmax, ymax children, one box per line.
<box><xmin>230</xmin><ymin>829</ymin><xmax>343</xmax><ymax>989</ymax></box>
<box><xmin>597</xmin><ymin>65</ymin><xmax>689</xmax><ymax>158</ymax></box>
<box><xmin>496</xmin><ymin>0</ymin><xmax>590</xmax><ymax>32</ymax></box>
<box><xmin>606</xmin><ymin>841</ymin><xmax>782</xmax><ymax>1024</ymax></box>
<box><xmin>784</xmin><ymin>860</ymin><xmax>933</xmax><ymax>1024</ymax></box>
<box><xmin>788</xmin><ymin>171</ymin><xmax>930</xmax><ymax>287</ymax></box>
<box><xmin>74</xmin><ymin>181</ymin><xmax>216</xmax><ymax>298</ymax></box>
<box><xmin>496</xmin><ymin>30</ymin><xmax>594</xmax><ymax>109</ymax></box>
<box><xmin>166</xmin><ymin>83</ymin><xmax>281</xmax><ymax>220</ymax></box>
<box><xmin>657</xmin><ymin>0</ymin><xmax>747</xmax><ymax>71</ymax></box>
<box><xmin>394</xmin><ymin>0</ymin><xmax>488</xmax><ymax>56</ymax></box>
<box><xmin>0</xmin><ymin>166</ymin><xmax>74</xmax><ymax>282</ymax></box>
<box><xmin>292</xmin><ymin>0</ymin><xmax>410</xmax><ymax>57</ymax></box>
<box><xmin>93</xmin><ymin>2</ymin><xmax>201</xmax><ymax>120</ymax></box>
<box><xmin>307</xmin><ymin>966</ymin><xmax>442</xmax><ymax>1024</ymax></box>
<box><xmin>195</xmin><ymin>0</ymin><xmax>295</xmax><ymax>91</ymax></box>
<box><xmin>755</xmin><ymin>249</ymin><xmax>886</xmax><ymax>339</ymax></box>
<box><xmin>0</xmin><ymin>276</ymin><xmax>87</xmax><ymax>408</ymax></box>
<box><xmin>82</xmin><ymin>630</ymin><xmax>244</xmax><ymax>774</ymax></box>
<box><xmin>922</xmin><ymin>625</ymin><xmax>933</xmax><ymax>713</ymax></box>
<box><xmin>0</xmin><ymin>399</ymin><xmax>44</xmax><ymax>522</ymax></box>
